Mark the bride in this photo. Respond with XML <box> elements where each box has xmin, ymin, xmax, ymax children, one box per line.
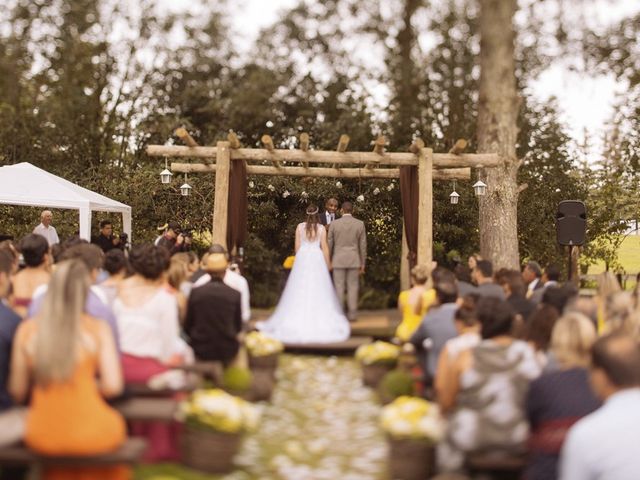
<box><xmin>257</xmin><ymin>204</ymin><xmax>351</xmax><ymax>344</ymax></box>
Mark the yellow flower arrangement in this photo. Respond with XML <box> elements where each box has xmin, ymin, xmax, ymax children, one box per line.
<box><xmin>380</xmin><ymin>396</ymin><xmax>445</xmax><ymax>442</ymax></box>
<box><xmin>245</xmin><ymin>331</ymin><xmax>285</xmax><ymax>357</ymax></box>
<box><xmin>179</xmin><ymin>389</ymin><xmax>261</xmax><ymax>434</ymax></box>
<box><xmin>355</xmin><ymin>341</ymin><xmax>400</xmax><ymax>365</ymax></box>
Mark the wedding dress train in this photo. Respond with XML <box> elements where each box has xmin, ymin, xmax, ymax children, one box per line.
<box><xmin>257</xmin><ymin>223</ymin><xmax>350</xmax><ymax>344</ymax></box>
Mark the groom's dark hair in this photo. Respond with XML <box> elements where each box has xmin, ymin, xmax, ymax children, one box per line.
<box><xmin>341</xmin><ymin>201</ymin><xmax>353</xmax><ymax>213</ymax></box>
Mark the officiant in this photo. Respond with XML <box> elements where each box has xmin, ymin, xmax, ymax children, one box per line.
<box><xmin>319</xmin><ymin>198</ymin><xmax>340</xmax><ymax>227</ymax></box>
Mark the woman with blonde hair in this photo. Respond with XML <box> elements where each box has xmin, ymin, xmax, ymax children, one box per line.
<box><xmin>525</xmin><ymin>312</ymin><xmax>601</xmax><ymax>480</ymax></box>
<box><xmin>9</xmin><ymin>259</ymin><xmax>127</xmax><ymax>480</ymax></box>
<box><xmin>395</xmin><ymin>264</ymin><xmax>435</xmax><ymax>341</ymax></box>
<box><xmin>595</xmin><ymin>271</ymin><xmax>621</xmax><ymax>332</ymax></box>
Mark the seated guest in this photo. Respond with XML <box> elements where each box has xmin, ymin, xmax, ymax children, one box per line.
<box><xmin>526</xmin><ymin>313</ymin><xmax>600</xmax><ymax>480</ymax></box>
<box><xmin>496</xmin><ymin>269</ymin><xmax>534</xmax><ymax>322</ymax></box>
<box><xmin>560</xmin><ymin>333</ymin><xmax>640</xmax><ymax>479</ymax></box>
<box><xmin>167</xmin><ymin>253</ymin><xmax>190</xmax><ymax>323</ymax></box>
<box><xmin>594</xmin><ymin>271</ymin><xmax>621</xmax><ymax>333</ymax></box>
<box><xmin>472</xmin><ymin>260</ymin><xmax>505</xmax><ymax>300</ymax></box>
<box><xmin>193</xmin><ymin>245</ymin><xmax>251</xmax><ymax>324</ymax></box>
<box><xmin>438</xmin><ymin>297</ymin><xmax>541</xmax><ymax>472</ymax></box>
<box><xmin>540</xmin><ymin>283</ymin><xmax>578</xmax><ymax>315</ymax></box>
<box><xmin>185</xmin><ymin>253</ymin><xmax>242</xmax><ymax>365</ymax></box>
<box><xmin>9</xmin><ymin>260</ymin><xmax>127</xmax><ymax>480</ymax></box>
<box><xmin>114</xmin><ymin>244</ymin><xmax>187</xmax><ymax>383</ymax></box>
<box><xmin>395</xmin><ymin>264</ymin><xmax>435</xmax><ymax>341</ymax></box>
<box><xmin>0</xmin><ymin>250</ymin><xmax>21</xmax><ymax>411</ymax></box>
<box><xmin>453</xmin><ymin>264</ymin><xmax>477</xmax><ymax>297</ymax></box>
<box><xmin>0</xmin><ymin>240</ymin><xmax>19</xmax><ymax>274</ymax></box>
<box><xmin>10</xmin><ymin>234</ymin><xmax>51</xmax><ymax>317</ymax></box>
<box><xmin>600</xmin><ymin>291</ymin><xmax>640</xmax><ymax>338</ymax></box>
<box><xmin>530</xmin><ymin>264</ymin><xmax>561</xmax><ymax>305</ymax></box>
<box><xmin>525</xmin><ymin>304</ymin><xmax>561</xmax><ymax>367</ymax></box>
<box><xmin>523</xmin><ymin>260</ymin><xmax>543</xmax><ymax>297</ymax></box>
<box><xmin>96</xmin><ymin>248</ymin><xmax>129</xmax><ymax>307</ymax></box>
<box><xmin>436</xmin><ymin>294</ymin><xmax>481</xmax><ymax>411</ymax></box>
<box><xmin>409</xmin><ymin>270</ymin><xmax>459</xmax><ymax>383</ymax></box>
<box><xmin>29</xmin><ymin>243</ymin><xmax>120</xmax><ymax>350</ymax></box>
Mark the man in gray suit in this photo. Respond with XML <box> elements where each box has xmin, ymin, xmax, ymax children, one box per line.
<box><xmin>328</xmin><ymin>201</ymin><xmax>367</xmax><ymax>322</ymax></box>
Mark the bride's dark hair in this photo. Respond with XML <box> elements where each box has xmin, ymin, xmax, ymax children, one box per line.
<box><xmin>305</xmin><ymin>204</ymin><xmax>320</xmax><ymax>239</ymax></box>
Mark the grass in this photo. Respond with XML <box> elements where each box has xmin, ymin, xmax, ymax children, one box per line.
<box><xmin>587</xmin><ymin>235</ymin><xmax>640</xmax><ymax>276</ymax></box>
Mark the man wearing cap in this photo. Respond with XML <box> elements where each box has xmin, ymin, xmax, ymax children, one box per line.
<box><xmin>184</xmin><ymin>252</ymin><xmax>243</xmax><ymax>365</ymax></box>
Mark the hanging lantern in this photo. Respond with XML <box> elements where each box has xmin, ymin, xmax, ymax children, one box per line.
<box><xmin>180</xmin><ymin>174</ymin><xmax>192</xmax><ymax>196</ymax></box>
<box><xmin>473</xmin><ymin>180</ymin><xmax>487</xmax><ymax>197</ymax></box>
<box><xmin>450</xmin><ymin>191</ymin><xmax>460</xmax><ymax>204</ymax></box>
<box><xmin>160</xmin><ymin>158</ymin><xmax>173</xmax><ymax>184</ymax></box>
<box><xmin>160</xmin><ymin>168</ymin><xmax>173</xmax><ymax>184</ymax></box>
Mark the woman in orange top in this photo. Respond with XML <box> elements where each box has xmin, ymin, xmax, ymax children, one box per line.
<box><xmin>9</xmin><ymin>259</ymin><xmax>129</xmax><ymax>480</ymax></box>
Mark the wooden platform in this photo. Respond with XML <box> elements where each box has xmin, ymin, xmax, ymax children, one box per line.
<box><xmin>251</xmin><ymin>309</ymin><xmax>400</xmax><ymax>341</ymax></box>
<box><xmin>283</xmin><ymin>336</ymin><xmax>373</xmax><ymax>355</ymax></box>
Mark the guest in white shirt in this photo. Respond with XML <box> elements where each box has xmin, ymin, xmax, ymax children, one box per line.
<box><xmin>32</xmin><ymin>210</ymin><xmax>59</xmax><ymax>246</ymax></box>
<box><xmin>193</xmin><ymin>245</ymin><xmax>251</xmax><ymax>323</ymax></box>
<box><xmin>560</xmin><ymin>333</ymin><xmax>640</xmax><ymax>480</ymax></box>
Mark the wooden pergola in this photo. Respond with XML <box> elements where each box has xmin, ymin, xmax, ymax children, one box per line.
<box><xmin>147</xmin><ymin>130</ymin><xmax>500</xmax><ymax>273</ymax></box>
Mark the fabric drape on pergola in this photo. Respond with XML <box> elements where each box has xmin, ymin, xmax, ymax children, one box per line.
<box><xmin>399</xmin><ymin>165</ymin><xmax>419</xmax><ymax>270</ymax></box>
<box><xmin>227</xmin><ymin>159</ymin><xmax>248</xmax><ymax>254</ymax></box>
<box><xmin>0</xmin><ymin>162</ymin><xmax>132</xmax><ymax>241</ymax></box>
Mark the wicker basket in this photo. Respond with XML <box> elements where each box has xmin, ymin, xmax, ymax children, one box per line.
<box><xmin>387</xmin><ymin>437</ymin><xmax>435</xmax><ymax>480</ymax></box>
<box><xmin>180</xmin><ymin>426</ymin><xmax>242</xmax><ymax>473</ymax></box>
<box><xmin>248</xmin><ymin>352</ymin><xmax>279</xmax><ymax>371</ymax></box>
<box><xmin>251</xmin><ymin>369</ymin><xmax>275</xmax><ymax>402</ymax></box>
<box><xmin>361</xmin><ymin>362</ymin><xmax>395</xmax><ymax>388</ymax></box>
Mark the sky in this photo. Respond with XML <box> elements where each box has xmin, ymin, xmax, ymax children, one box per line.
<box><xmin>156</xmin><ymin>0</ymin><xmax>638</xmax><ymax>159</ymax></box>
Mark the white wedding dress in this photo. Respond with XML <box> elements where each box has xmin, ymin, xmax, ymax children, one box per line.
<box><xmin>257</xmin><ymin>223</ymin><xmax>351</xmax><ymax>344</ymax></box>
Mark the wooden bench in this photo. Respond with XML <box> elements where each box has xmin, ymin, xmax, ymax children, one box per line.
<box><xmin>0</xmin><ymin>437</ymin><xmax>147</xmax><ymax>469</ymax></box>
<box><xmin>466</xmin><ymin>452</ymin><xmax>527</xmax><ymax>480</ymax></box>
<box><xmin>115</xmin><ymin>397</ymin><xmax>178</xmax><ymax>423</ymax></box>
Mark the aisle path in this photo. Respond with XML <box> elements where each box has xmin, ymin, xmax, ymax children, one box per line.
<box><xmin>138</xmin><ymin>355</ymin><xmax>389</xmax><ymax>480</ymax></box>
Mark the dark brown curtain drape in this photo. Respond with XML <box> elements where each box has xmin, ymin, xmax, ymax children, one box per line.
<box><xmin>226</xmin><ymin>160</ymin><xmax>248</xmax><ymax>256</ymax></box>
<box><xmin>399</xmin><ymin>165</ymin><xmax>418</xmax><ymax>270</ymax></box>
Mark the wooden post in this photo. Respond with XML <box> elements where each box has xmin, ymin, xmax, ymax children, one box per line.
<box><xmin>261</xmin><ymin>135</ymin><xmax>280</xmax><ymax>168</ymax></box>
<box><xmin>300</xmin><ymin>132</ymin><xmax>310</xmax><ymax>167</ymax></box>
<box><xmin>367</xmin><ymin>136</ymin><xmax>385</xmax><ymax>169</ymax></box>
<box><xmin>400</xmin><ymin>221</ymin><xmax>410</xmax><ymax>291</ymax></box>
<box><xmin>417</xmin><ymin>148</ymin><xmax>433</xmax><ymax>268</ymax></box>
<box><xmin>212</xmin><ymin>141</ymin><xmax>231</xmax><ymax>247</ymax></box>
<box><xmin>409</xmin><ymin>138</ymin><xmax>425</xmax><ymax>154</ymax></box>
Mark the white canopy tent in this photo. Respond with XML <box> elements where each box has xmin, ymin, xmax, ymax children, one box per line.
<box><xmin>0</xmin><ymin>162</ymin><xmax>132</xmax><ymax>241</ymax></box>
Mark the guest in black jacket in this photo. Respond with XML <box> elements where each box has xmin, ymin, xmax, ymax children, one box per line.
<box><xmin>184</xmin><ymin>253</ymin><xmax>242</xmax><ymax>366</ymax></box>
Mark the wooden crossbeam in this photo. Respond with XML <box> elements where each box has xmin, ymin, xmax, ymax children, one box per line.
<box><xmin>261</xmin><ymin>135</ymin><xmax>281</xmax><ymax>168</ymax></box>
<box><xmin>171</xmin><ymin>162</ymin><xmax>471</xmax><ymax>180</ymax></box>
<box><xmin>449</xmin><ymin>139</ymin><xmax>468</xmax><ymax>155</ymax></box>
<box><xmin>147</xmin><ymin>145</ymin><xmax>501</xmax><ymax>168</ymax></box>
<box><xmin>174</xmin><ymin>128</ymin><xmax>199</xmax><ymax>147</ymax></box>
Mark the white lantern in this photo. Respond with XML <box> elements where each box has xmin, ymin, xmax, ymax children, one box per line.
<box><xmin>180</xmin><ymin>182</ymin><xmax>192</xmax><ymax>196</ymax></box>
<box><xmin>473</xmin><ymin>180</ymin><xmax>487</xmax><ymax>196</ymax></box>
<box><xmin>160</xmin><ymin>168</ymin><xmax>173</xmax><ymax>184</ymax></box>
<box><xmin>450</xmin><ymin>191</ymin><xmax>460</xmax><ymax>204</ymax></box>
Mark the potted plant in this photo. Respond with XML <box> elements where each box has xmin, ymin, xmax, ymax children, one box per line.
<box><xmin>355</xmin><ymin>341</ymin><xmax>400</xmax><ymax>388</ymax></box>
<box><xmin>378</xmin><ymin>369</ymin><xmax>415</xmax><ymax>405</ymax></box>
<box><xmin>222</xmin><ymin>366</ymin><xmax>254</xmax><ymax>400</ymax></box>
<box><xmin>380</xmin><ymin>396</ymin><xmax>446</xmax><ymax>480</ymax></box>
<box><xmin>245</xmin><ymin>331</ymin><xmax>284</xmax><ymax>373</ymax></box>
<box><xmin>179</xmin><ymin>389</ymin><xmax>260</xmax><ymax>473</ymax></box>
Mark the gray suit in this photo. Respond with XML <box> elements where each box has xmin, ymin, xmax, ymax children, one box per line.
<box><xmin>328</xmin><ymin>214</ymin><xmax>366</xmax><ymax>321</ymax></box>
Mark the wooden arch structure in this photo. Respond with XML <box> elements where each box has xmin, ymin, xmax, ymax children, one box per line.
<box><xmin>147</xmin><ymin>130</ymin><xmax>500</xmax><ymax>275</ymax></box>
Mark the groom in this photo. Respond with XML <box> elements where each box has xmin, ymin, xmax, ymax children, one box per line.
<box><xmin>328</xmin><ymin>201</ymin><xmax>367</xmax><ymax>322</ymax></box>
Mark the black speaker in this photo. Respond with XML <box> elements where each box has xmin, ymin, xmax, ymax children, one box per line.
<box><xmin>556</xmin><ymin>200</ymin><xmax>586</xmax><ymax>246</ymax></box>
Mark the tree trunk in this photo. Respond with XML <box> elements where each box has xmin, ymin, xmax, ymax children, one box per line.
<box><xmin>477</xmin><ymin>0</ymin><xmax>521</xmax><ymax>269</ymax></box>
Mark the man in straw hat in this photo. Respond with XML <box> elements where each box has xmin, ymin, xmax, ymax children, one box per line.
<box><xmin>184</xmin><ymin>252</ymin><xmax>242</xmax><ymax>365</ymax></box>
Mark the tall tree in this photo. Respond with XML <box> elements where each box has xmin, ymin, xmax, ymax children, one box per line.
<box><xmin>476</xmin><ymin>0</ymin><xmax>521</xmax><ymax>268</ymax></box>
